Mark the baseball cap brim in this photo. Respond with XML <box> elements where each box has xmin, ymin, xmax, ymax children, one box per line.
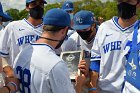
<box><xmin>26</xmin><ymin>0</ymin><xmax>47</xmax><ymax>4</ymax></box>
<box><xmin>64</xmin><ymin>8</ymin><xmax>74</xmax><ymax>11</ymax></box>
<box><xmin>72</xmin><ymin>25</ymin><xmax>91</xmax><ymax>30</ymax></box>
<box><xmin>0</xmin><ymin>13</ymin><xmax>12</xmax><ymax>22</ymax></box>
<box><xmin>43</xmin><ymin>1</ymin><xmax>47</xmax><ymax>4</ymax></box>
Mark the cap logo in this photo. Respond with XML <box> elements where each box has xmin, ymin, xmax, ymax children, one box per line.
<box><xmin>76</xmin><ymin>17</ymin><xmax>83</xmax><ymax>24</ymax></box>
<box><xmin>66</xmin><ymin>3</ymin><xmax>70</xmax><ymax>8</ymax></box>
<box><xmin>91</xmin><ymin>17</ymin><xmax>93</xmax><ymax>22</ymax></box>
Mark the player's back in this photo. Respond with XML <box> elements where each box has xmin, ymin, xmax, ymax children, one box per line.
<box><xmin>14</xmin><ymin>43</ymin><xmax>75</xmax><ymax>93</ymax></box>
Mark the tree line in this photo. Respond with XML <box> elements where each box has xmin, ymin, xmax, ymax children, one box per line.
<box><xmin>6</xmin><ymin>0</ymin><xmax>140</xmax><ymax>21</ymax></box>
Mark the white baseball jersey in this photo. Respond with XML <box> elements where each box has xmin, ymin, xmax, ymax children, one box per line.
<box><xmin>122</xmin><ymin>21</ymin><xmax>140</xmax><ymax>93</ymax></box>
<box><xmin>13</xmin><ymin>43</ymin><xmax>76</xmax><ymax>93</ymax></box>
<box><xmin>62</xmin><ymin>32</ymin><xmax>94</xmax><ymax>52</ymax></box>
<box><xmin>91</xmin><ymin>16</ymin><xmax>135</xmax><ymax>93</ymax></box>
<box><xmin>67</xmin><ymin>29</ymin><xmax>75</xmax><ymax>37</ymax></box>
<box><xmin>0</xmin><ymin>18</ymin><xmax>43</xmax><ymax>66</ymax></box>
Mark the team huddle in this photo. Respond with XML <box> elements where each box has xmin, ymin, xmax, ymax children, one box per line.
<box><xmin>0</xmin><ymin>0</ymin><xmax>140</xmax><ymax>93</ymax></box>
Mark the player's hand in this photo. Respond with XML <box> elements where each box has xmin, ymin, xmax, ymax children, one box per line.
<box><xmin>5</xmin><ymin>77</ymin><xmax>20</xmax><ymax>91</ymax></box>
<box><xmin>78</xmin><ymin>60</ymin><xmax>89</xmax><ymax>77</ymax></box>
<box><xmin>3</xmin><ymin>66</ymin><xmax>14</xmax><ymax>77</ymax></box>
<box><xmin>75</xmin><ymin>74</ymin><xmax>86</xmax><ymax>87</ymax></box>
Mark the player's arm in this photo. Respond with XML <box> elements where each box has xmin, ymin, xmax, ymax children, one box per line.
<box><xmin>0</xmin><ymin>77</ymin><xmax>19</xmax><ymax>93</ymax></box>
<box><xmin>1</xmin><ymin>57</ymin><xmax>14</xmax><ymax>77</ymax></box>
<box><xmin>88</xmin><ymin>24</ymin><xmax>103</xmax><ymax>93</ymax></box>
<box><xmin>75</xmin><ymin>74</ymin><xmax>86</xmax><ymax>93</ymax></box>
<box><xmin>88</xmin><ymin>60</ymin><xmax>100</xmax><ymax>93</ymax></box>
<box><xmin>0</xmin><ymin>25</ymin><xmax>14</xmax><ymax>77</ymax></box>
<box><xmin>75</xmin><ymin>59</ymin><xmax>89</xmax><ymax>93</ymax></box>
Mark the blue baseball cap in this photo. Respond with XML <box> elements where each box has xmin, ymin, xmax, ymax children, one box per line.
<box><xmin>43</xmin><ymin>8</ymin><xmax>71</xmax><ymax>27</ymax></box>
<box><xmin>62</xmin><ymin>1</ymin><xmax>74</xmax><ymax>11</ymax></box>
<box><xmin>72</xmin><ymin>10</ymin><xmax>94</xmax><ymax>30</ymax></box>
<box><xmin>0</xmin><ymin>3</ymin><xmax>12</xmax><ymax>22</ymax></box>
<box><xmin>26</xmin><ymin>0</ymin><xmax>47</xmax><ymax>4</ymax></box>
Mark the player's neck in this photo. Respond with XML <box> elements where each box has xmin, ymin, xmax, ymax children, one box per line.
<box><xmin>86</xmin><ymin>30</ymin><xmax>96</xmax><ymax>42</ymax></box>
<box><xmin>27</xmin><ymin>17</ymin><xmax>43</xmax><ymax>27</ymax></box>
<box><xmin>118</xmin><ymin>16</ymin><xmax>137</xmax><ymax>28</ymax></box>
<box><xmin>36</xmin><ymin>33</ymin><xmax>59</xmax><ymax>49</ymax></box>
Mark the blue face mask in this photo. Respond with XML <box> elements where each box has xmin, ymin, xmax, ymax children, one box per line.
<box><xmin>69</xmin><ymin>13</ymin><xmax>74</xmax><ymax>20</ymax></box>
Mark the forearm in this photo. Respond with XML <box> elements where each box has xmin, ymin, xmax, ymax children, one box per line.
<box><xmin>0</xmin><ymin>86</ymin><xmax>10</xmax><ymax>93</ymax></box>
<box><xmin>88</xmin><ymin>71</ymin><xmax>99</xmax><ymax>93</ymax></box>
<box><xmin>1</xmin><ymin>57</ymin><xmax>14</xmax><ymax>77</ymax></box>
<box><xmin>0</xmin><ymin>82</ymin><xmax>16</xmax><ymax>93</ymax></box>
<box><xmin>75</xmin><ymin>82</ymin><xmax>83</xmax><ymax>93</ymax></box>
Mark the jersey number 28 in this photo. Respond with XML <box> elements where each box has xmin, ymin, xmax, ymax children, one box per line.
<box><xmin>16</xmin><ymin>66</ymin><xmax>31</xmax><ymax>93</ymax></box>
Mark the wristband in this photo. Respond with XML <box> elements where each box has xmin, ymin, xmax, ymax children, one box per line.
<box><xmin>4</xmin><ymin>86</ymin><xmax>11</xmax><ymax>93</ymax></box>
<box><xmin>7</xmin><ymin>82</ymin><xmax>18</xmax><ymax>91</ymax></box>
<box><xmin>88</xmin><ymin>87</ymin><xmax>97</xmax><ymax>91</ymax></box>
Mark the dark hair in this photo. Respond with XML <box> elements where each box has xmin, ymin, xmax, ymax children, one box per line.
<box><xmin>43</xmin><ymin>25</ymin><xmax>66</xmax><ymax>32</ymax></box>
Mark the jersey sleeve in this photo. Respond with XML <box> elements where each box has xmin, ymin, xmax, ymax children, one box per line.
<box><xmin>0</xmin><ymin>25</ymin><xmax>11</xmax><ymax>57</ymax></box>
<box><xmin>49</xmin><ymin>61</ymin><xmax>76</xmax><ymax>93</ymax></box>
<box><xmin>91</xmin><ymin>24</ymin><xmax>104</xmax><ymax>61</ymax></box>
<box><xmin>90</xmin><ymin>24</ymin><xmax>104</xmax><ymax>71</ymax></box>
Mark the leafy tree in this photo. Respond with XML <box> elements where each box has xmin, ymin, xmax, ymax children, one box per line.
<box><xmin>6</xmin><ymin>9</ymin><xmax>20</xmax><ymax>20</ymax></box>
<box><xmin>7</xmin><ymin>0</ymin><xmax>140</xmax><ymax>21</ymax></box>
<box><xmin>18</xmin><ymin>9</ymin><xmax>28</xmax><ymax>20</ymax></box>
<box><xmin>44</xmin><ymin>3</ymin><xmax>61</xmax><ymax>13</ymax></box>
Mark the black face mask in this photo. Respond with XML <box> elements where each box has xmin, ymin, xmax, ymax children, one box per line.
<box><xmin>77</xmin><ymin>30</ymin><xmax>92</xmax><ymax>40</ymax></box>
<box><xmin>117</xmin><ymin>2</ymin><xmax>136</xmax><ymax>19</ymax></box>
<box><xmin>55</xmin><ymin>35</ymin><xmax>67</xmax><ymax>49</ymax></box>
<box><xmin>29</xmin><ymin>5</ymin><xmax>44</xmax><ymax>19</ymax></box>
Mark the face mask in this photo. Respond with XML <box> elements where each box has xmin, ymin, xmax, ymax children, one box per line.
<box><xmin>29</xmin><ymin>5</ymin><xmax>44</xmax><ymax>19</ymax></box>
<box><xmin>117</xmin><ymin>2</ymin><xmax>136</xmax><ymax>19</ymax></box>
<box><xmin>55</xmin><ymin>35</ymin><xmax>68</xmax><ymax>49</ymax></box>
<box><xmin>77</xmin><ymin>30</ymin><xmax>92</xmax><ymax>40</ymax></box>
<box><xmin>69</xmin><ymin>13</ymin><xmax>74</xmax><ymax>20</ymax></box>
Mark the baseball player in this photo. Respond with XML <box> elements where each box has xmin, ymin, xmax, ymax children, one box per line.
<box><xmin>61</xmin><ymin>10</ymin><xmax>97</xmax><ymax>52</ymax></box>
<box><xmin>0</xmin><ymin>0</ymin><xmax>46</xmax><ymax>77</ymax></box>
<box><xmin>89</xmin><ymin>0</ymin><xmax>140</xmax><ymax>93</ymax></box>
<box><xmin>0</xmin><ymin>2</ymin><xmax>12</xmax><ymax>31</ymax></box>
<box><xmin>13</xmin><ymin>8</ymin><xmax>87</xmax><ymax>93</ymax></box>
<box><xmin>61</xmin><ymin>10</ymin><xmax>97</xmax><ymax>93</ymax></box>
<box><xmin>62</xmin><ymin>1</ymin><xmax>75</xmax><ymax>37</ymax></box>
